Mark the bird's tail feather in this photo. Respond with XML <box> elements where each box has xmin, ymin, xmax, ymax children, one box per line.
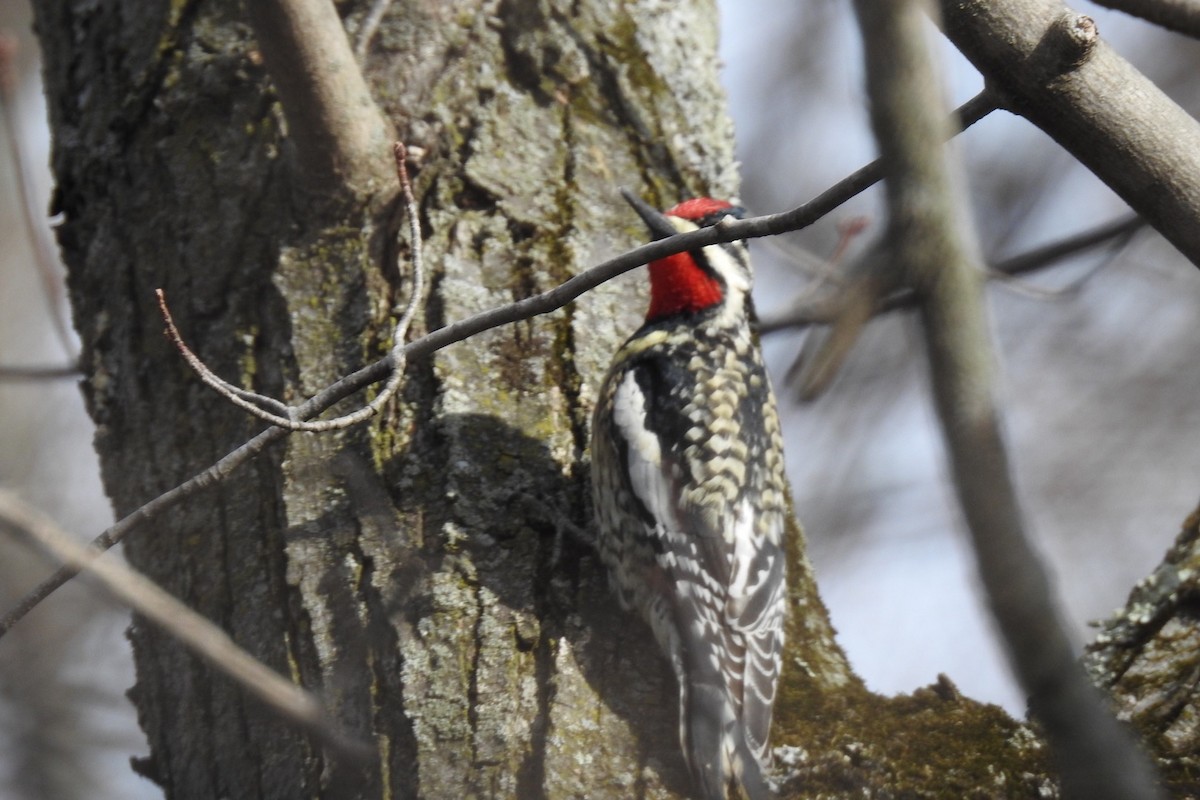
<box><xmin>679</xmin><ymin>634</ymin><xmax>769</xmax><ymax>800</ymax></box>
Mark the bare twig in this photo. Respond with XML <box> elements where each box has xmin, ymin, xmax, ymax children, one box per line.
<box><xmin>0</xmin><ymin>97</ymin><xmax>1001</xmax><ymax>638</ymax></box>
<box><xmin>0</xmin><ymin>362</ymin><xmax>80</xmax><ymax>380</ymax></box>
<box><xmin>830</xmin><ymin>216</ymin><xmax>871</xmax><ymax>266</ymax></box>
<box><xmin>353</xmin><ymin>0</ymin><xmax>394</xmax><ymax>60</ymax></box>
<box><xmin>990</xmin><ymin>213</ymin><xmax>1145</xmax><ymax>277</ymax></box>
<box><xmin>855</xmin><ymin>1</ymin><xmax>1163</xmax><ymax>797</ymax></box>
<box><xmin>0</xmin><ymin>489</ymin><xmax>372</xmax><ymax>760</ymax></box>
<box><xmin>160</xmin><ymin>143</ymin><xmax>424</xmax><ymax>433</ymax></box>
<box><xmin>759</xmin><ymin>212</ymin><xmax>1145</xmax><ymax>334</ymax></box>
<box><xmin>244</xmin><ymin>0</ymin><xmax>393</xmax><ymax>192</ymax></box>
<box><xmin>0</xmin><ymin>32</ymin><xmax>76</xmax><ymax>359</ymax></box>
<box><xmin>0</xmin><ymin>420</ymin><xmax>286</xmax><ymax>637</ymax></box>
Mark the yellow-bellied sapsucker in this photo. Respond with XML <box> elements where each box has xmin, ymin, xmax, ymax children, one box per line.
<box><xmin>591</xmin><ymin>194</ymin><xmax>788</xmax><ymax>800</ymax></box>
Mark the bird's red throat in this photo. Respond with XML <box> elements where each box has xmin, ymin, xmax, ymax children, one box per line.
<box><xmin>646</xmin><ymin>252</ymin><xmax>724</xmax><ymax>321</ymax></box>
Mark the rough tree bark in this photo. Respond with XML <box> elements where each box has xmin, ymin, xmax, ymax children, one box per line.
<box><xmin>26</xmin><ymin>0</ymin><xmax>1200</xmax><ymax>798</ymax></box>
<box><xmin>32</xmin><ymin>1</ymin><xmax>845</xmax><ymax>797</ymax></box>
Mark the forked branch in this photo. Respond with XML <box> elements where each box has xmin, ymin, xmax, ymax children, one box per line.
<box><xmin>158</xmin><ymin>143</ymin><xmax>424</xmax><ymax>434</ymax></box>
<box><xmin>940</xmin><ymin>0</ymin><xmax>1200</xmax><ymax>268</ymax></box>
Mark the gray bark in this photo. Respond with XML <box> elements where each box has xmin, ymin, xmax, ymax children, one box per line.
<box><xmin>29</xmin><ymin>0</ymin><xmax>1200</xmax><ymax>798</ymax></box>
<box><xmin>32</xmin><ymin>1</ymin><xmax>845</xmax><ymax>797</ymax></box>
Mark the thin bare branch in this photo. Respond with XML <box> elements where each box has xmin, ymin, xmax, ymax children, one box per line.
<box><xmin>759</xmin><ymin>212</ymin><xmax>1145</xmax><ymax>334</ymax></box>
<box><xmin>244</xmin><ymin>0</ymin><xmax>393</xmax><ymax>192</ymax></box>
<box><xmin>0</xmin><ymin>362</ymin><xmax>80</xmax><ymax>380</ymax></box>
<box><xmin>353</xmin><ymin>0</ymin><xmax>394</xmax><ymax>60</ymax></box>
<box><xmin>856</xmin><ymin>1</ymin><xmax>1163</xmax><ymax>797</ymax></box>
<box><xmin>0</xmin><ymin>489</ymin><xmax>372</xmax><ymax>761</ymax></box>
<box><xmin>0</xmin><ymin>100</ymin><xmax>1000</xmax><ymax>638</ymax></box>
<box><xmin>157</xmin><ymin>293</ymin><xmax>291</xmax><ymax>416</ymax></box>
<box><xmin>159</xmin><ymin>143</ymin><xmax>425</xmax><ymax>433</ymax></box>
<box><xmin>0</xmin><ymin>419</ymin><xmax>286</xmax><ymax>637</ymax></box>
<box><xmin>0</xmin><ymin>32</ymin><xmax>76</xmax><ymax>359</ymax></box>
<box><xmin>991</xmin><ymin>213</ymin><xmax>1145</xmax><ymax>277</ymax></box>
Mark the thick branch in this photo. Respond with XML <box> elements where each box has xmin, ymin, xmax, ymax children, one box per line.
<box><xmin>244</xmin><ymin>0</ymin><xmax>393</xmax><ymax>193</ymax></box>
<box><xmin>940</xmin><ymin>0</ymin><xmax>1200</xmax><ymax>269</ymax></box>
<box><xmin>855</xmin><ymin>1</ymin><xmax>1163</xmax><ymax>798</ymax></box>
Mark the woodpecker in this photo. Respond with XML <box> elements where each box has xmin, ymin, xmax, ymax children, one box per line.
<box><xmin>591</xmin><ymin>192</ymin><xmax>788</xmax><ymax>800</ymax></box>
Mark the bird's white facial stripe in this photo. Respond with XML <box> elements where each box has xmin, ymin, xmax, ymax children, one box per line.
<box><xmin>705</xmin><ymin>242</ymin><xmax>751</xmax><ymax>295</ymax></box>
<box><xmin>667</xmin><ymin>215</ymin><xmax>751</xmax><ymax>295</ymax></box>
<box><xmin>668</xmin><ymin>216</ymin><xmax>697</xmax><ymax>235</ymax></box>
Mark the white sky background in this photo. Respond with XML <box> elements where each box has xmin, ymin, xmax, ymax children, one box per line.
<box><xmin>0</xmin><ymin>1</ymin><xmax>1199</xmax><ymax>797</ymax></box>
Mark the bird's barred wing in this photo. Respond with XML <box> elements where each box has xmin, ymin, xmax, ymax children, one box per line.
<box><xmin>726</xmin><ymin>505</ymin><xmax>786</xmax><ymax>761</ymax></box>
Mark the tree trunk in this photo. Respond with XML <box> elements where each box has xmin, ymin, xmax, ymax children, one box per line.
<box><xmin>32</xmin><ymin>1</ymin><xmax>845</xmax><ymax>797</ymax></box>
<box><xmin>30</xmin><ymin>0</ymin><xmax>1200</xmax><ymax>798</ymax></box>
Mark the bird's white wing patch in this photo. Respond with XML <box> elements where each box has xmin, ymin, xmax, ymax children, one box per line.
<box><xmin>611</xmin><ymin>370</ymin><xmax>680</xmax><ymax>532</ymax></box>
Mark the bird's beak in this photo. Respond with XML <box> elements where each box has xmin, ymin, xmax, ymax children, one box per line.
<box><xmin>621</xmin><ymin>189</ymin><xmax>678</xmax><ymax>241</ymax></box>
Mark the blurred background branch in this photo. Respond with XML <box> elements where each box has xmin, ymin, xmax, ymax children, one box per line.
<box><xmin>0</xmin><ymin>490</ymin><xmax>371</xmax><ymax>761</ymax></box>
<box><xmin>854</xmin><ymin>0</ymin><xmax>1162</xmax><ymax>795</ymax></box>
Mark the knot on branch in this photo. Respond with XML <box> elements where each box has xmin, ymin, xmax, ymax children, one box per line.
<box><xmin>1032</xmin><ymin>12</ymin><xmax>1100</xmax><ymax>77</ymax></box>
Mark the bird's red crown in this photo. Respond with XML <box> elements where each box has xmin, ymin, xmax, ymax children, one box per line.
<box><xmin>665</xmin><ymin>197</ymin><xmax>734</xmax><ymax>222</ymax></box>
